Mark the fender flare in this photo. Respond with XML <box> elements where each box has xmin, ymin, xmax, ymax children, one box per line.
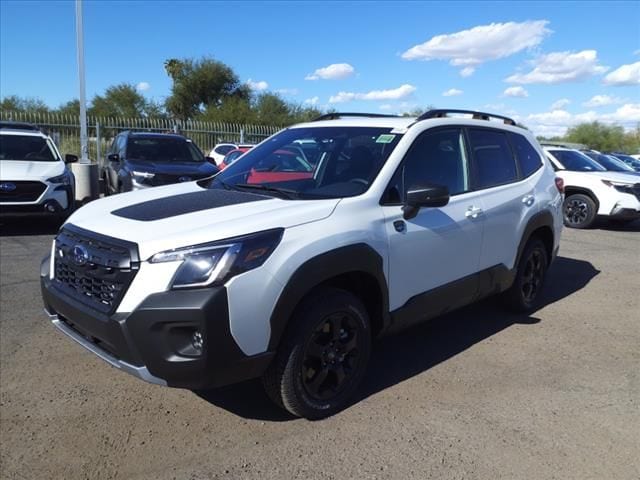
<box><xmin>267</xmin><ymin>243</ymin><xmax>389</xmax><ymax>351</ymax></box>
<box><xmin>515</xmin><ymin>209</ymin><xmax>555</xmax><ymax>268</ymax></box>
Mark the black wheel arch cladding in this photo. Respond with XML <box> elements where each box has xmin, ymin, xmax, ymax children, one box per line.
<box><xmin>267</xmin><ymin>243</ymin><xmax>390</xmax><ymax>352</ymax></box>
<box><xmin>515</xmin><ymin>209</ymin><xmax>555</xmax><ymax>267</ymax></box>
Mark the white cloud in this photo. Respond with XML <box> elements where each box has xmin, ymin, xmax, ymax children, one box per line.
<box><xmin>379</xmin><ymin>104</ymin><xmax>394</xmax><ymax>111</ymax></box>
<box><xmin>582</xmin><ymin>95</ymin><xmax>625</xmax><ymax>108</ymax></box>
<box><xmin>460</xmin><ymin>67</ymin><xmax>475</xmax><ymax>77</ymax></box>
<box><xmin>305</xmin><ymin>63</ymin><xmax>355</xmax><ymax>80</ymax></box>
<box><xmin>442</xmin><ymin>88</ymin><xmax>463</xmax><ymax>97</ymax></box>
<box><xmin>329</xmin><ymin>84</ymin><xmax>416</xmax><ymax>103</ymax></box>
<box><xmin>526</xmin><ymin>103</ymin><xmax>640</xmax><ymax>137</ymax></box>
<box><xmin>551</xmin><ymin>98</ymin><xmax>570</xmax><ymax>109</ymax></box>
<box><xmin>503</xmin><ymin>86</ymin><xmax>529</xmax><ymax>97</ymax></box>
<box><xmin>274</xmin><ymin>88</ymin><xmax>299</xmax><ymax>96</ymax></box>
<box><xmin>304</xmin><ymin>96</ymin><xmax>319</xmax><ymax>106</ymax></box>
<box><xmin>506</xmin><ymin>50</ymin><xmax>608</xmax><ymax>84</ymax></box>
<box><xmin>136</xmin><ymin>82</ymin><xmax>150</xmax><ymax>92</ymax></box>
<box><xmin>401</xmin><ymin>20</ymin><xmax>550</xmax><ymax>76</ymax></box>
<box><xmin>246</xmin><ymin>79</ymin><xmax>269</xmax><ymax>91</ymax></box>
<box><xmin>602</xmin><ymin>61</ymin><xmax>640</xmax><ymax>86</ymax></box>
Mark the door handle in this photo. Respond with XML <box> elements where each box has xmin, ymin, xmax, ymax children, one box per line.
<box><xmin>522</xmin><ymin>195</ymin><xmax>535</xmax><ymax>207</ymax></box>
<box><xmin>465</xmin><ymin>206</ymin><xmax>483</xmax><ymax>219</ymax></box>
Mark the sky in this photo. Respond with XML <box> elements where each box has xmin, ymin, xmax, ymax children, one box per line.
<box><xmin>1</xmin><ymin>0</ymin><xmax>639</xmax><ymax>137</ymax></box>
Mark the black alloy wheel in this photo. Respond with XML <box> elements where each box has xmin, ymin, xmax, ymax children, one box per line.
<box><xmin>563</xmin><ymin>193</ymin><xmax>596</xmax><ymax>228</ymax></box>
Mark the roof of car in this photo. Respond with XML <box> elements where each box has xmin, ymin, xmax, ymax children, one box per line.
<box><xmin>292</xmin><ymin>116</ymin><xmax>417</xmax><ymax>130</ymax></box>
<box><xmin>0</xmin><ymin>128</ymin><xmax>48</xmax><ymax>138</ymax></box>
<box><xmin>124</xmin><ymin>131</ymin><xmax>186</xmax><ymax>139</ymax></box>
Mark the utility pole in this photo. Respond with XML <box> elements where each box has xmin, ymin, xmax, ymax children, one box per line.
<box><xmin>71</xmin><ymin>0</ymin><xmax>99</xmax><ymax>203</ymax></box>
<box><xmin>76</xmin><ymin>0</ymin><xmax>88</xmax><ymax>163</ymax></box>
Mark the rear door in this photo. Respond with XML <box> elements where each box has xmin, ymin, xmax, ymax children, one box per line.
<box><xmin>466</xmin><ymin>128</ymin><xmax>540</xmax><ymax>273</ymax></box>
<box><xmin>381</xmin><ymin>127</ymin><xmax>485</xmax><ymax>315</ymax></box>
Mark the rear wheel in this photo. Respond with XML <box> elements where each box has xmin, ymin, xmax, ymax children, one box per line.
<box><xmin>563</xmin><ymin>193</ymin><xmax>597</xmax><ymax>229</ymax></box>
<box><xmin>263</xmin><ymin>288</ymin><xmax>371</xmax><ymax>419</ymax></box>
<box><xmin>503</xmin><ymin>238</ymin><xmax>549</xmax><ymax>312</ymax></box>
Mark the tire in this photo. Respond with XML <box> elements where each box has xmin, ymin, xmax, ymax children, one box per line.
<box><xmin>563</xmin><ymin>193</ymin><xmax>597</xmax><ymax>229</ymax></box>
<box><xmin>262</xmin><ymin>287</ymin><xmax>372</xmax><ymax>419</ymax></box>
<box><xmin>503</xmin><ymin>238</ymin><xmax>549</xmax><ymax>312</ymax></box>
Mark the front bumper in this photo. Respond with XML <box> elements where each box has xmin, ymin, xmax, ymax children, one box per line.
<box><xmin>0</xmin><ymin>185</ymin><xmax>73</xmax><ymax>217</ymax></box>
<box><xmin>609</xmin><ymin>206</ymin><xmax>640</xmax><ymax>220</ymax></box>
<box><xmin>41</xmin><ymin>259</ymin><xmax>274</xmax><ymax>389</ymax></box>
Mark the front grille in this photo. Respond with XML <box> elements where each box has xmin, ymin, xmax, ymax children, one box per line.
<box><xmin>0</xmin><ymin>180</ymin><xmax>47</xmax><ymax>202</ymax></box>
<box><xmin>53</xmin><ymin>226</ymin><xmax>139</xmax><ymax>314</ymax></box>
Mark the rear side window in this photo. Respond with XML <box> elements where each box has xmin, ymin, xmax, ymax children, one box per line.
<box><xmin>509</xmin><ymin>133</ymin><xmax>542</xmax><ymax>177</ymax></box>
<box><xmin>468</xmin><ymin>129</ymin><xmax>517</xmax><ymax>189</ymax></box>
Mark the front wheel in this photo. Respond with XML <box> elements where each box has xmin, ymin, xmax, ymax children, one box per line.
<box><xmin>563</xmin><ymin>193</ymin><xmax>597</xmax><ymax>229</ymax></box>
<box><xmin>262</xmin><ymin>288</ymin><xmax>371</xmax><ymax>419</ymax></box>
<box><xmin>503</xmin><ymin>238</ymin><xmax>549</xmax><ymax>312</ymax></box>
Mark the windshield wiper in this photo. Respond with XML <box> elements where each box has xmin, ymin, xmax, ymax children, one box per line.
<box><xmin>233</xmin><ymin>183</ymin><xmax>299</xmax><ymax>199</ymax></box>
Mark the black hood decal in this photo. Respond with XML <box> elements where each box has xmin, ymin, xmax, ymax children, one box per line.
<box><xmin>111</xmin><ymin>189</ymin><xmax>270</xmax><ymax>221</ymax></box>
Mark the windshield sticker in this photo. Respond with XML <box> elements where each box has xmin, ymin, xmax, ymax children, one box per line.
<box><xmin>376</xmin><ymin>134</ymin><xmax>396</xmax><ymax>144</ymax></box>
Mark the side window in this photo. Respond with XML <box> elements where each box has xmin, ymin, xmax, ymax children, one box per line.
<box><xmin>509</xmin><ymin>133</ymin><xmax>542</xmax><ymax>177</ymax></box>
<box><xmin>402</xmin><ymin>128</ymin><xmax>469</xmax><ymax>197</ymax></box>
<box><xmin>468</xmin><ymin>129</ymin><xmax>517</xmax><ymax>189</ymax></box>
<box><xmin>117</xmin><ymin>135</ymin><xmax>127</xmax><ymax>156</ymax></box>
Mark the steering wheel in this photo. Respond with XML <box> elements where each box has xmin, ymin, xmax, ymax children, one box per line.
<box><xmin>349</xmin><ymin>178</ymin><xmax>369</xmax><ymax>186</ymax></box>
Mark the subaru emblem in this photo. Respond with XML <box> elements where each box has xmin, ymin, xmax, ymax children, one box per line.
<box><xmin>0</xmin><ymin>182</ymin><xmax>17</xmax><ymax>193</ymax></box>
<box><xmin>178</xmin><ymin>176</ymin><xmax>192</xmax><ymax>182</ymax></box>
<box><xmin>71</xmin><ymin>245</ymin><xmax>90</xmax><ymax>266</ymax></box>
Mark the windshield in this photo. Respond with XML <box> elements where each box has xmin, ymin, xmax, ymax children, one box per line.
<box><xmin>209</xmin><ymin>126</ymin><xmax>403</xmax><ymax>199</ymax></box>
<box><xmin>126</xmin><ymin>137</ymin><xmax>204</xmax><ymax>163</ymax></box>
<box><xmin>583</xmin><ymin>152</ymin><xmax>635</xmax><ymax>172</ymax></box>
<box><xmin>610</xmin><ymin>153</ymin><xmax>640</xmax><ymax>169</ymax></box>
<box><xmin>550</xmin><ymin>150</ymin><xmax>606</xmax><ymax>172</ymax></box>
<box><xmin>0</xmin><ymin>135</ymin><xmax>59</xmax><ymax>162</ymax></box>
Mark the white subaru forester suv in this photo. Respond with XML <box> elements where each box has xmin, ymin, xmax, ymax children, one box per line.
<box><xmin>1</xmin><ymin>122</ymin><xmax>76</xmax><ymax>219</ymax></box>
<box><xmin>41</xmin><ymin>110</ymin><xmax>563</xmax><ymax>419</ymax></box>
<box><xmin>544</xmin><ymin>146</ymin><xmax>640</xmax><ymax>228</ymax></box>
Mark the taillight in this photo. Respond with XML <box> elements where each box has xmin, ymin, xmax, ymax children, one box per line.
<box><xmin>555</xmin><ymin>177</ymin><xmax>564</xmax><ymax>194</ymax></box>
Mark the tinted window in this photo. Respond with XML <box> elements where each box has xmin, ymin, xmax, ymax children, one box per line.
<box><xmin>584</xmin><ymin>152</ymin><xmax>634</xmax><ymax>172</ymax></box>
<box><xmin>549</xmin><ymin>150</ymin><xmax>605</xmax><ymax>172</ymax></box>
<box><xmin>468</xmin><ymin>129</ymin><xmax>517</xmax><ymax>188</ymax></box>
<box><xmin>0</xmin><ymin>135</ymin><xmax>58</xmax><ymax>162</ymax></box>
<box><xmin>509</xmin><ymin>133</ymin><xmax>542</xmax><ymax>177</ymax></box>
<box><xmin>402</xmin><ymin>128</ymin><xmax>469</xmax><ymax>196</ymax></box>
<box><xmin>126</xmin><ymin>136</ymin><xmax>204</xmax><ymax>163</ymax></box>
<box><xmin>215</xmin><ymin>145</ymin><xmax>235</xmax><ymax>156</ymax></box>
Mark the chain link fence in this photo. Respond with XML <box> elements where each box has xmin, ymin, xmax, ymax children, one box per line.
<box><xmin>0</xmin><ymin>111</ymin><xmax>282</xmax><ymax>163</ymax></box>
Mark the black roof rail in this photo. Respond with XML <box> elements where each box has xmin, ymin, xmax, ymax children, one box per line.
<box><xmin>312</xmin><ymin>112</ymin><xmax>401</xmax><ymax>122</ymax></box>
<box><xmin>416</xmin><ymin>109</ymin><xmax>517</xmax><ymax>126</ymax></box>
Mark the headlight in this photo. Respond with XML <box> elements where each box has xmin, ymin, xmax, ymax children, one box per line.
<box><xmin>150</xmin><ymin>228</ymin><xmax>283</xmax><ymax>288</ymax></box>
<box><xmin>601</xmin><ymin>180</ymin><xmax>635</xmax><ymax>188</ymax></box>
<box><xmin>132</xmin><ymin>170</ymin><xmax>155</xmax><ymax>185</ymax></box>
<box><xmin>47</xmin><ymin>171</ymin><xmax>71</xmax><ymax>185</ymax></box>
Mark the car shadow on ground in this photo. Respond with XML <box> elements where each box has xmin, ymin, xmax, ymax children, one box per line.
<box><xmin>0</xmin><ymin>217</ymin><xmax>63</xmax><ymax>237</ymax></box>
<box><xmin>594</xmin><ymin>218</ymin><xmax>640</xmax><ymax>232</ymax></box>
<box><xmin>195</xmin><ymin>256</ymin><xmax>600</xmax><ymax>421</ymax></box>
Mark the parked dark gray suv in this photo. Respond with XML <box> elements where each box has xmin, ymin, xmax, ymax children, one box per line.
<box><xmin>102</xmin><ymin>131</ymin><xmax>219</xmax><ymax>194</ymax></box>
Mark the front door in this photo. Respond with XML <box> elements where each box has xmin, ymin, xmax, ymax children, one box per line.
<box><xmin>381</xmin><ymin>127</ymin><xmax>484</xmax><ymax>319</ymax></box>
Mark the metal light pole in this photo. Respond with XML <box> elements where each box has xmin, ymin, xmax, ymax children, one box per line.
<box><xmin>76</xmin><ymin>0</ymin><xmax>88</xmax><ymax>163</ymax></box>
<box><xmin>71</xmin><ymin>0</ymin><xmax>99</xmax><ymax>203</ymax></box>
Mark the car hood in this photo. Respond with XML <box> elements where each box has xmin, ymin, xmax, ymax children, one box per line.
<box><xmin>0</xmin><ymin>160</ymin><xmax>65</xmax><ymax>180</ymax></box>
<box><xmin>126</xmin><ymin>160</ymin><xmax>217</xmax><ymax>177</ymax></box>
<box><xmin>558</xmin><ymin>170</ymin><xmax>640</xmax><ymax>183</ymax></box>
<box><xmin>65</xmin><ymin>182</ymin><xmax>341</xmax><ymax>260</ymax></box>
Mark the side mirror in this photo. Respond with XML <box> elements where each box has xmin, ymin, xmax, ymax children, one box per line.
<box><xmin>108</xmin><ymin>153</ymin><xmax>120</xmax><ymax>162</ymax></box>
<box><xmin>65</xmin><ymin>154</ymin><xmax>78</xmax><ymax>163</ymax></box>
<box><xmin>402</xmin><ymin>184</ymin><xmax>450</xmax><ymax>220</ymax></box>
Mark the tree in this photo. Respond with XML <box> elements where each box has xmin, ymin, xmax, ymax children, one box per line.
<box><xmin>56</xmin><ymin>99</ymin><xmax>80</xmax><ymax>116</ymax></box>
<box><xmin>89</xmin><ymin>83</ymin><xmax>158</xmax><ymax>118</ymax></box>
<box><xmin>0</xmin><ymin>95</ymin><xmax>50</xmax><ymax>114</ymax></box>
<box><xmin>564</xmin><ymin>121</ymin><xmax>636</xmax><ymax>152</ymax></box>
<box><xmin>164</xmin><ymin>57</ymin><xmax>249</xmax><ymax>119</ymax></box>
